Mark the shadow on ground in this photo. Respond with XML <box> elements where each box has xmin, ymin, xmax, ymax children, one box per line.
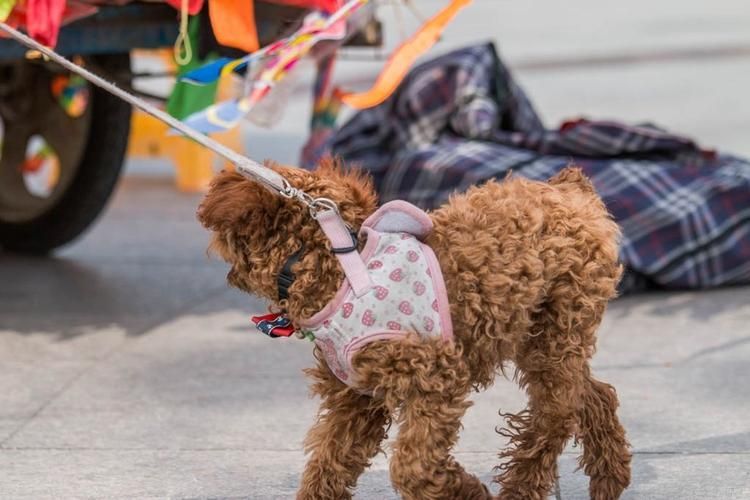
<box><xmin>2</xmin><ymin>176</ymin><xmax>749</xmax><ymax>340</ymax></box>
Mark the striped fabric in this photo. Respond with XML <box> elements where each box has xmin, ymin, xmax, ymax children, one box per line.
<box><xmin>320</xmin><ymin>43</ymin><xmax>750</xmax><ymax>293</ymax></box>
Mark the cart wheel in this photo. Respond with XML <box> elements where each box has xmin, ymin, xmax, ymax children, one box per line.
<box><xmin>0</xmin><ymin>53</ymin><xmax>132</xmax><ymax>254</ymax></box>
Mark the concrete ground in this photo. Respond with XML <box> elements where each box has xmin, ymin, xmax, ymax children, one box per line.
<box><xmin>2</xmin><ymin>0</ymin><xmax>750</xmax><ymax>498</ymax></box>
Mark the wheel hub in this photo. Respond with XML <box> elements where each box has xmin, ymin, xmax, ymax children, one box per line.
<box><xmin>0</xmin><ymin>61</ymin><xmax>92</xmax><ymax>223</ymax></box>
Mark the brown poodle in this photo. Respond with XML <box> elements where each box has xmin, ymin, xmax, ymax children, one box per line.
<box><xmin>197</xmin><ymin>159</ymin><xmax>631</xmax><ymax>500</ymax></box>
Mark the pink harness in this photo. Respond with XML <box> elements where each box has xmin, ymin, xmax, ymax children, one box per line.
<box><xmin>298</xmin><ymin>201</ymin><xmax>453</xmax><ymax>386</ymax></box>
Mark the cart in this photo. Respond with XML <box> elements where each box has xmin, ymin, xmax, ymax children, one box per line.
<box><xmin>0</xmin><ymin>1</ymin><xmax>379</xmax><ymax>253</ymax></box>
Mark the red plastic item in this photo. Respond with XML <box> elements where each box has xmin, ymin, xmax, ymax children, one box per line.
<box><xmin>264</xmin><ymin>0</ymin><xmax>340</xmax><ymax>14</ymax></box>
<box><xmin>165</xmin><ymin>0</ymin><xmax>205</xmax><ymax>16</ymax></box>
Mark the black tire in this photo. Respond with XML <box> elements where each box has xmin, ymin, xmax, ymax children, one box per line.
<box><xmin>0</xmin><ymin>53</ymin><xmax>132</xmax><ymax>254</ymax></box>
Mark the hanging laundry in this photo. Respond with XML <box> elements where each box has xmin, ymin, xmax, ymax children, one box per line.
<box><xmin>180</xmin><ymin>57</ymin><xmax>237</xmax><ymax>85</ymax></box>
<box><xmin>208</xmin><ymin>0</ymin><xmax>259</xmax><ymax>53</ymax></box>
<box><xmin>24</xmin><ymin>0</ymin><xmax>67</xmax><ymax>47</ymax></box>
<box><xmin>180</xmin><ymin>98</ymin><xmax>252</xmax><ymax>134</ymax></box>
<box><xmin>180</xmin><ymin>54</ymin><xmax>260</xmax><ymax>86</ymax></box>
<box><xmin>180</xmin><ymin>0</ymin><xmax>369</xmax><ymax>134</ymax></box>
<box><xmin>0</xmin><ymin>0</ymin><xmax>97</xmax><ymax>46</ymax></box>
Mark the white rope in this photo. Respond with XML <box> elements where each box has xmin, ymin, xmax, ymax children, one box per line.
<box><xmin>0</xmin><ymin>21</ymin><xmax>289</xmax><ymax>195</ymax></box>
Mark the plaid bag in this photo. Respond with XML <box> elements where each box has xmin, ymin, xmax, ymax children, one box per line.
<box><xmin>323</xmin><ymin>43</ymin><xmax>750</xmax><ymax>293</ymax></box>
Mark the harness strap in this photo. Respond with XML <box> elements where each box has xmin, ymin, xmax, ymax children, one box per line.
<box><xmin>316</xmin><ymin>209</ymin><xmax>372</xmax><ymax>297</ymax></box>
<box><xmin>277</xmin><ymin>247</ymin><xmax>302</xmax><ymax>300</ymax></box>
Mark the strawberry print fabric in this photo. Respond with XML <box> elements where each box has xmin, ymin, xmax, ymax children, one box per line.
<box><xmin>301</xmin><ymin>216</ymin><xmax>452</xmax><ymax>386</ymax></box>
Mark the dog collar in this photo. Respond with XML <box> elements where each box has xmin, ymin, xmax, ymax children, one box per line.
<box><xmin>276</xmin><ymin>229</ymin><xmax>359</xmax><ymax>301</ymax></box>
<box><xmin>277</xmin><ymin>248</ymin><xmax>302</xmax><ymax>301</ymax></box>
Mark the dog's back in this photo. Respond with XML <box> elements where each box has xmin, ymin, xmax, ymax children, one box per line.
<box><xmin>425</xmin><ymin>167</ymin><xmax>631</xmax><ymax>498</ymax></box>
<box><xmin>427</xmin><ymin>166</ymin><xmax>622</xmax><ymax>386</ymax></box>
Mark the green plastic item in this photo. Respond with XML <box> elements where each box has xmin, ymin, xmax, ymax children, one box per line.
<box><xmin>166</xmin><ymin>16</ymin><xmax>219</xmax><ymax>121</ymax></box>
<box><xmin>0</xmin><ymin>0</ymin><xmax>17</xmax><ymax>22</ymax></box>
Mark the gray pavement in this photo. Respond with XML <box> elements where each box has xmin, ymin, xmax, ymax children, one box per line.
<box><xmin>2</xmin><ymin>178</ymin><xmax>749</xmax><ymax>499</ymax></box>
<box><xmin>3</xmin><ymin>0</ymin><xmax>750</xmax><ymax>498</ymax></box>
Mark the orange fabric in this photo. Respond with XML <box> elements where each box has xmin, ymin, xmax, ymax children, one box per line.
<box><xmin>208</xmin><ymin>0</ymin><xmax>259</xmax><ymax>53</ymax></box>
<box><xmin>340</xmin><ymin>0</ymin><xmax>471</xmax><ymax>110</ymax></box>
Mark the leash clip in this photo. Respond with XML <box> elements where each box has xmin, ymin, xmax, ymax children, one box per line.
<box><xmin>279</xmin><ymin>181</ymin><xmax>341</xmax><ymax>219</ymax></box>
<box><xmin>308</xmin><ymin>197</ymin><xmax>339</xmax><ymax>219</ymax></box>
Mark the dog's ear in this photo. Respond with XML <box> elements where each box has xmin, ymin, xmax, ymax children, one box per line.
<box><xmin>315</xmin><ymin>158</ymin><xmax>378</xmax><ymax>224</ymax></box>
<box><xmin>197</xmin><ymin>170</ymin><xmax>282</xmax><ymax>233</ymax></box>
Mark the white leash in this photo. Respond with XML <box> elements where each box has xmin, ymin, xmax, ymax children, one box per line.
<box><xmin>0</xmin><ymin>21</ymin><xmax>339</xmax><ymax>216</ymax></box>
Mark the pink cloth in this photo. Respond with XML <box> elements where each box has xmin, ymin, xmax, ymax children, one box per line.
<box><xmin>300</xmin><ymin>201</ymin><xmax>453</xmax><ymax>386</ymax></box>
<box><xmin>265</xmin><ymin>0</ymin><xmax>340</xmax><ymax>14</ymax></box>
<box><xmin>3</xmin><ymin>0</ymin><xmax>98</xmax><ymax>47</ymax></box>
<box><xmin>25</xmin><ymin>0</ymin><xmax>66</xmax><ymax>47</ymax></box>
<box><xmin>165</xmin><ymin>0</ymin><xmax>204</xmax><ymax>16</ymax></box>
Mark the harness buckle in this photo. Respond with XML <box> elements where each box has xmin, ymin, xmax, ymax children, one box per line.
<box><xmin>308</xmin><ymin>197</ymin><xmax>339</xmax><ymax>219</ymax></box>
<box><xmin>251</xmin><ymin>313</ymin><xmax>296</xmax><ymax>338</ymax></box>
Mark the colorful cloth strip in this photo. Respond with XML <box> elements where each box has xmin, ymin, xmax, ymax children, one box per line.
<box><xmin>179</xmin><ymin>0</ymin><xmax>369</xmax><ymax>134</ymax></box>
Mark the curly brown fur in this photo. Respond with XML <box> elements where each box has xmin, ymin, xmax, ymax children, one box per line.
<box><xmin>198</xmin><ymin>159</ymin><xmax>377</xmax><ymax>320</ymax></box>
<box><xmin>296</xmin><ymin>352</ymin><xmax>391</xmax><ymax>500</ymax></box>
<box><xmin>353</xmin><ymin>335</ymin><xmax>492</xmax><ymax>500</ymax></box>
<box><xmin>198</xmin><ymin>159</ymin><xmax>631</xmax><ymax>499</ymax></box>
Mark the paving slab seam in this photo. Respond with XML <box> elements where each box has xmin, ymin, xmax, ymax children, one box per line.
<box><xmin>51</xmin><ymin>259</ymin><xmax>233</xmax><ymax>266</ymax></box>
<box><xmin>0</xmin><ymin>284</ymin><xmax>231</xmax><ymax>449</ymax></box>
<box><xmin>0</xmin><ymin>340</ymin><xmax>133</xmax><ymax>448</ymax></box>
<box><xmin>512</xmin><ymin>43</ymin><xmax>750</xmax><ymax>72</ymax></box>
<box><xmin>343</xmin><ymin>42</ymin><xmax>750</xmax><ymax>89</ymax></box>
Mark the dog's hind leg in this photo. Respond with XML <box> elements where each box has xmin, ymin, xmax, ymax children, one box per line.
<box><xmin>495</xmin><ymin>336</ymin><xmax>586</xmax><ymax>500</ymax></box>
<box><xmin>496</xmin><ymin>261</ymin><xmax>627</xmax><ymax>498</ymax></box>
<box><xmin>297</xmin><ymin>356</ymin><xmax>390</xmax><ymax>500</ymax></box>
<box><xmin>576</xmin><ymin>372</ymin><xmax>631</xmax><ymax>500</ymax></box>
<box><xmin>352</xmin><ymin>335</ymin><xmax>492</xmax><ymax>500</ymax></box>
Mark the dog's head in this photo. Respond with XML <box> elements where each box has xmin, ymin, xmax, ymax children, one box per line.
<box><xmin>197</xmin><ymin>158</ymin><xmax>378</xmax><ymax>321</ymax></box>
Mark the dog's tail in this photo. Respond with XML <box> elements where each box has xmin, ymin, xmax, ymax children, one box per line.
<box><xmin>548</xmin><ymin>165</ymin><xmax>597</xmax><ymax>195</ymax></box>
<box><xmin>548</xmin><ymin>165</ymin><xmax>618</xmax><ymax>243</ymax></box>
<box><xmin>549</xmin><ymin>165</ymin><xmax>623</xmax><ymax>297</ymax></box>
